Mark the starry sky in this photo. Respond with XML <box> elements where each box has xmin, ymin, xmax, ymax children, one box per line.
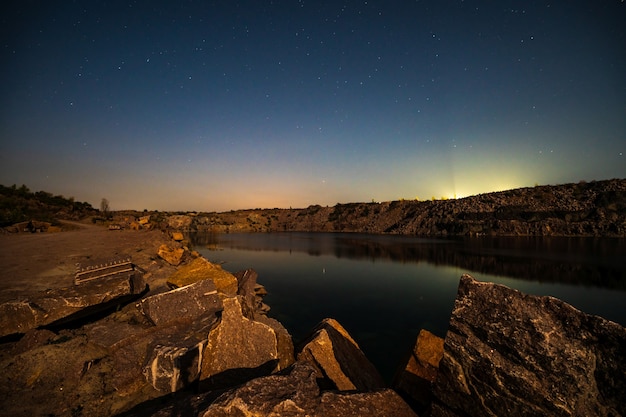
<box><xmin>1</xmin><ymin>1</ymin><xmax>625</xmax><ymax>212</ymax></box>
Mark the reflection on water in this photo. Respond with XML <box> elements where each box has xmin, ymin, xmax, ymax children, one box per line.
<box><xmin>189</xmin><ymin>232</ymin><xmax>626</xmax><ymax>381</ymax></box>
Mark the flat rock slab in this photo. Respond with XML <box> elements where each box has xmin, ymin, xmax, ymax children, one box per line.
<box><xmin>0</xmin><ymin>272</ymin><xmax>145</xmax><ymax>337</ymax></box>
<box><xmin>297</xmin><ymin>317</ymin><xmax>385</xmax><ymax>391</ymax></box>
<box><xmin>140</xmin><ymin>278</ymin><xmax>223</xmax><ymax>326</ymax></box>
<box><xmin>166</xmin><ymin>257</ymin><xmax>238</xmax><ymax>296</ymax></box>
<box><xmin>430</xmin><ymin>274</ymin><xmax>626</xmax><ymax>417</ymax></box>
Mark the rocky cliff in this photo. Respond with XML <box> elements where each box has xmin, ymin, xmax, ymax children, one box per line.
<box><xmin>179</xmin><ymin>179</ymin><xmax>626</xmax><ymax>237</ymax></box>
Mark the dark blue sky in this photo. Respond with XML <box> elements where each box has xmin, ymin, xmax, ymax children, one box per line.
<box><xmin>1</xmin><ymin>1</ymin><xmax>624</xmax><ymax>211</ymax></box>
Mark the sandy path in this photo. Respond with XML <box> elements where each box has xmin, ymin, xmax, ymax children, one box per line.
<box><xmin>0</xmin><ymin>222</ymin><xmax>175</xmax><ymax>303</ymax></box>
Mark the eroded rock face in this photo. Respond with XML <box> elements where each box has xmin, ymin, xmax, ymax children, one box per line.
<box><xmin>430</xmin><ymin>274</ymin><xmax>626</xmax><ymax>417</ymax></box>
<box><xmin>200</xmin><ymin>361</ymin><xmax>418</xmax><ymax>417</ymax></box>
<box><xmin>297</xmin><ymin>317</ymin><xmax>385</xmax><ymax>391</ymax></box>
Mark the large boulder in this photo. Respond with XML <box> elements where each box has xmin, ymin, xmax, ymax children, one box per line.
<box><xmin>0</xmin><ymin>272</ymin><xmax>145</xmax><ymax>337</ymax></box>
<box><xmin>139</xmin><ymin>278</ymin><xmax>223</xmax><ymax>326</ymax></box>
<box><xmin>393</xmin><ymin>329</ymin><xmax>444</xmax><ymax>408</ymax></box>
<box><xmin>430</xmin><ymin>274</ymin><xmax>626</xmax><ymax>417</ymax></box>
<box><xmin>297</xmin><ymin>318</ymin><xmax>385</xmax><ymax>391</ymax></box>
<box><xmin>167</xmin><ymin>257</ymin><xmax>238</xmax><ymax>296</ymax></box>
<box><xmin>200</xmin><ymin>296</ymin><xmax>294</xmax><ymax>387</ymax></box>
<box><xmin>200</xmin><ymin>361</ymin><xmax>418</xmax><ymax>417</ymax></box>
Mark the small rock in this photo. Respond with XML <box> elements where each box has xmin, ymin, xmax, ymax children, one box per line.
<box><xmin>157</xmin><ymin>244</ymin><xmax>185</xmax><ymax>266</ymax></box>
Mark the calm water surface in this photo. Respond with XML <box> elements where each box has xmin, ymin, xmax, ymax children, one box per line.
<box><xmin>189</xmin><ymin>232</ymin><xmax>626</xmax><ymax>381</ymax></box>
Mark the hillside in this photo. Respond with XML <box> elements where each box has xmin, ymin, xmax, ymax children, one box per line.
<box><xmin>187</xmin><ymin>179</ymin><xmax>626</xmax><ymax>237</ymax></box>
<box><xmin>0</xmin><ymin>184</ymin><xmax>96</xmax><ymax>228</ymax></box>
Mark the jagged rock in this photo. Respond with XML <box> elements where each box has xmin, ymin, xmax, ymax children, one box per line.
<box><xmin>233</xmin><ymin>269</ymin><xmax>295</xmax><ymax>371</ymax></box>
<box><xmin>297</xmin><ymin>317</ymin><xmax>385</xmax><ymax>391</ymax></box>
<box><xmin>393</xmin><ymin>329</ymin><xmax>444</xmax><ymax>408</ymax></box>
<box><xmin>0</xmin><ymin>273</ymin><xmax>146</xmax><ymax>337</ymax></box>
<box><xmin>140</xmin><ymin>279</ymin><xmax>223</xmax><ymax>326</ymax></box>
<box><xmin>234</xmin><ymin>269</ymin><xmax>270</xmax><ymax>318</ymax></box>
<box><xmin>430</xmin><ymin>274</ymin><xmax>626</xmax><ymax>417</ymax></box>
<box><xmin>200</xmin><ymin>296</ymin><xmax>293</xmax><ymax>387</ymax></box>
<box><xmin>157</xmin><ymin>244</ymin><xmax>185</xmax><ymax>266</ymax></box>
<box><xmin>200</xmin><ymin>361</ymin><xmax>418</xmax><ymax>417</ymax></box>
<box><xmin>167</xmin><ymin>257</ymin><xmax>238</xmax><ymax>296</ymax></box>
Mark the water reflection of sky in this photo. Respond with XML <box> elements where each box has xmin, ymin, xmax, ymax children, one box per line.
<box><xmin>193</xmin><ymin>232</ymin><xmax>626</xmax><ymax>382</ymax></box>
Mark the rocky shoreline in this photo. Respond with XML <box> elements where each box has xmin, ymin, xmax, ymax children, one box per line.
<box><xmin>0</xmin><ymin>227</ymin><xmax>624</xmax><ymax>416</ymax></box>
<box><xmin>171</xmin><ymin>179</ymin><xmax>626</xmax><ymax>237</ymax></box>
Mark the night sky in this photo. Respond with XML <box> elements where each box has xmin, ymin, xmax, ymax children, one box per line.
<box><xmin>1</xmin><ymin>1</ymin><xmax>625</xmax><ymax>212</ymax></box>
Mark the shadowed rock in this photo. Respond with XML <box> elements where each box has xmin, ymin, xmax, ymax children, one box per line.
<box><xmin>430</xmin><ymin>274</ymin><xmax>626</xmax><ymax>417</ymax></box>
<box><xmin>393</xmin><ymin>328</ymin><xmax>444</xmax><ymax>409</ymax></box>
<box><xmin>234</xmin><ymin>269</ymin><xmax>295</xmax><ymax>371</ymax></box>
<box><xmin>0</xmin><ymin>272</ymin><xmax>145</xmax><ymax>337</ymax></box>
<box><xmin>200</xmin><ymin>361</ymin><xmax>418</xmax><ymax>417</ymax></box>
<box><xmin>297</xmin><ymin>317</ymin><xmax>385</xmax><ymax>391</ymax></box>
<box><xmin>142</xmin><ymin>314</ymin><xmax>219</xmax><ymax>392</ymax></box>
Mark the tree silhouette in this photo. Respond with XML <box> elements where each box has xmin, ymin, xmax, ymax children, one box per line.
<box><xmin>100</xmin><ymin>198</ymin><xmax>110</xmax><ymax>218</ymax></box>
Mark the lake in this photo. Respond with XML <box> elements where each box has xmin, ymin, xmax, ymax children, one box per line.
<box><xmin>188</xmin><ymin>232</ymin><xmax>626</xmax><ymax>382</ymax></box>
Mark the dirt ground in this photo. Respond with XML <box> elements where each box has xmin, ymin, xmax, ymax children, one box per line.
<box><xmin>0</xmin><ymin>221</ymin><xmax>177</xmax><ymax>304</ymax></box>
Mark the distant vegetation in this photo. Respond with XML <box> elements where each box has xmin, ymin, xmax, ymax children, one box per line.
<box><xmin>0</xmin><ymin>184</ymin><xmax>95</xmax><ymax>227</ymax></box>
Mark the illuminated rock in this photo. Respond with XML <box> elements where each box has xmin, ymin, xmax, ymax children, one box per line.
<box><xmin>297</xmin><ymin>318</ymin><xmax>385</xmax><ymax>391</ymax></box>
